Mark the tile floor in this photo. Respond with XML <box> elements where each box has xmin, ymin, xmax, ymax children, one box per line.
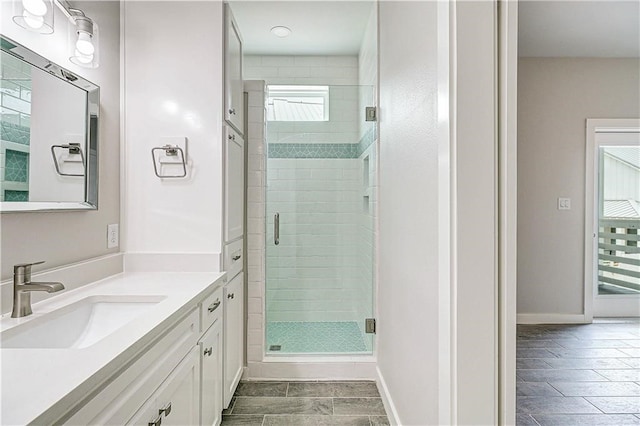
<box><xmin>266</xmin><ymin>322</ymin><xmax>371</xmax><ymax>354</ymax></box>
<box><xmin>517</xmin><ymin>318</ymin><xmax>640</xmax><ymax>425</ymax></box>
<box><xmin>221</xmin><ymin>381</ymin><xmax>389</xmax><ymax>425</ymax></box>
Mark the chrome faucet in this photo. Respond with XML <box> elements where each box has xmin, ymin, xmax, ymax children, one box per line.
<box><xmin>11</xmin><ymin>261</ymin><xmax>65</xmax><ymax>318</ymax></box>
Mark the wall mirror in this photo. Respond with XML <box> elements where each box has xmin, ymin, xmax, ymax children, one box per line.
<box><xmin>0</xmin><ymin>35</ymin><xmax>99</xmax><ymax>212</ymax></box>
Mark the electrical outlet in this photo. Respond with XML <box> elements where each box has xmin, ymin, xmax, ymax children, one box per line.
<box><xmin>107</xmin><ymin>224</ymin><xmax>119</xmax><ymax>248</ymax></box>
<box><xmin>558</xmin><ymin>198</ymin><xmax>571</xmax><ymax>210</ymax></box>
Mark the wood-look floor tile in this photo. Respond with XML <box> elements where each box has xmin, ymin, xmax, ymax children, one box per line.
<box><xmin>518</xmin><ymin>369</ymin><xmax>608</xmax><ymax>383</ymax></box>
<box><xmin>515</xmin><ymin>413</ymin><xmax>539</xmax><ymax>425</ymax></box>
<box><xmin>370</xmin><ymin>415</ymin><xmax>390</xmax><ymax>425</ymax></box>
<box><xmin>333</xmin><ymin>398</ymin><xmax>386</xmax><ymax>416</ymax></box>
<box><xmin>542</xmin><ymin>358</ymin><xmax>632</xmax><ymax>370</ymax></box>
<box><xmin>263</xmin><ymin>415</ymin><xmax>371</xmax><ymax>425</ymax></box>
<box><xmin>236</xmin><ymin>381</ymin><xmax>289</xmax><ymax>397</ymax></box>
<box><xmin>517</xmin><ymin>359</ymin><xmax>552</xmax><ymax>370</ymax></box>
<box><xmin>596</xmin><ymin>370</ymin><xmax>640</xmax><ymax>382</ymax></box>
<box><xmin>586</xmin><ymin>397</ymin><xmax>640</xmax><ymax>414</ymax></box>
<box><xmin>549</xmin><ymin>382</ymin><xmax>640</xmax><ymax>397</ymax></box>
<box><xmin>532</xmin><ymin>414</ymin><xmax>640</xmax><ymax>425</ymax></box>
<box><xmin>547</xmin><ymin>348</ymin><xmax>630</xmax><ymax>359</ymax></box>
<box><xmin>232</xmin><ymin>397</ymin><xmax>333</xmax><ymax>415</ymax></box>
<box><xmin>221</xmin><ymin>415</ymin><xmax>265</xmax><ymax>425</ymax></box>
<box><xmin>517</xmin><ymin>382</ymin><xmax>563</xmax><ymax>397</ymax></box>
<box><xmin>516</xmin><ymin>397</ymin><xmax>601</xmax><ymax>414</ymax></box>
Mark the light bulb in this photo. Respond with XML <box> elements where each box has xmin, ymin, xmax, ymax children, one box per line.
<box><xmin>22</xmin><ymin>0</ymin><xmax>47</xmax><ymax>16</ymax></box>
<box><xmin>22</xmin><ymin>10</ymin><xmax>44</xmax><ymax>29</ymax></box>
<box><xmin>75</xmin><ymin>32</ymin><xmax>95</xmax><ymax>56</ymax></box>
<box><xmin>74</xmin><ymin>49</ymin><xmax>94</xmax><ymax>64</ymax></box>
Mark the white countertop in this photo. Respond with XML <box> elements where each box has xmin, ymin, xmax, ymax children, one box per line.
<box><xmin>0</xmin><ymin>271</ymin><xmax>226</xmax><ymax>426</ymax></box>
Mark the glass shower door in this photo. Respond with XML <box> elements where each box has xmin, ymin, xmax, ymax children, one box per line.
<box><xmin>264</xmin><ymin>85</ymin><xmax>376</xmax><ymax>355</ymax></box>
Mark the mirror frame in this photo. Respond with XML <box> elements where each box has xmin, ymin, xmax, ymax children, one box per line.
<box><xmin>0</xmin><ymin>34</ymin><xmax>100</xmax><ymax>213</ymax></box>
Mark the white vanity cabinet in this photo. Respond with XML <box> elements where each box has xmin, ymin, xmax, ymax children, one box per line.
<box><xmin>199</xmin><ymin>286</ymin><xmax>224</xmax><ymax>426</ymax></box>
<box><xmin>199</xmin><ymin>320</ymin><xmax>223</xmax><ymax>426</ymax></box>
<box><xmin>223</xmin><ymin>271</ymin><xmax>244</xmax><ymax>407</ymax></box>
<box><xmin>225</xmin><ymin>124</ymin><xmax>245</xmax><ymax>243</ymax></box>
<box><xmin>224</xmin><ymin>4</ymin><xmax>244</xmax><ymax>135</ymax></box>
<box><xmin>128</xmin><ymin>347</ymin><xmax>200</xmax><ymax>426</ymax></box>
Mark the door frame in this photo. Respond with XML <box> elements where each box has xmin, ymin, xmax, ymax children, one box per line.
<box><xmin>584</xmin><ymin>118</ymin><xmax>640</xmax><ymax>319</ymax></box>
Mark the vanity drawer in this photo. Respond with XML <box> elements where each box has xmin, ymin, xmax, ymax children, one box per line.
<box><xmin>201</xmin><ymin>286</ymin><xmax>224</xmax><ymax>333</ymax></box>
<box><xmin>224</xmin><ymin>239</ymin><xmax>243</xmax><ymax>280</ymax></box>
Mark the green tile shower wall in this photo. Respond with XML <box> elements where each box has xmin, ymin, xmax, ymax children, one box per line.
<box><xmin>268</xmin><ymin>128</ymin><xmax>376</xmax><ymax>159</ymax></box>
<box><xmin>0</xmin><ymin>122</ymin><xmax>30</xmax><ymax>145</ymax></box>
<box><xmin>4</xmin><ymin>150</ymin><xmax>29</xmax><ymax>182</ymax></box>
<box><xmin>4</xmin><ymin>190</ymin><xmax>28</xmax><ymax>201</ymax></box>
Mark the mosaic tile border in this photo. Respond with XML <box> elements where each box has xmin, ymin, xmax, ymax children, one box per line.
<box><xmin>0</xmin><ymin>121</ymin><xmax>30</xmax><ymax>145</ymax></box>
<box><xmin>268</xmin><ymin>128</ymin><xmax>377</xmax><ymax>159</ymax></box>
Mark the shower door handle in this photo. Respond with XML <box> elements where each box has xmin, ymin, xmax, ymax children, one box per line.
<box><xmin>274</xmin><ymin>213</ymin><xmax>280</xmax><ymax>245</ymax></box>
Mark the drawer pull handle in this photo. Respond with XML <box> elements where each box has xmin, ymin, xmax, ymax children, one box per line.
<box><xmin>208</xmin><ymin>300</ymin><xmax>221</xmax><ymax>313</ymax></box>
<box><xmin>204</xmin><ymin>347</ymin><xmax>213</xmax><ymax>356</ymax></box>
<box><xmin>227</xmin><ymin>293</ymin><xmax>235</xmax><ymax>299</ymax></box>
<box><xmin>232</xmin><ymin>254</ymin><xmax>241</xmax><ymax>261</ymax></box>
<box><xmin>228</xmin><ymin>133</ymin><xmax>236</xmax><ymax>141</ymax></box>
<box><xmin>149</xmin><ymin>415</ymin><xmax>162</xmax><ymax>426</ymax></box>
<box><xmin>229</xmin><ymin>108</ymin><xmax>236</xmax><ymax>115</ymax></box>
<box><xmin>159</xmin><ymin>402</ymin><xmax>172</xmax><ymax>417</ymax></box>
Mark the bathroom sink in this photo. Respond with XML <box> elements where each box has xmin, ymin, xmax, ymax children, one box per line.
<box><xmin>1</xmin><ymin>295</ymin><xmax>166</xmax><ymax>349</ymax></box>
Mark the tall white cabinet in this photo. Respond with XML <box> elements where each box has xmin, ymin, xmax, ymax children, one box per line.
<box><xmin>222</xmin><ymin>3</ymin><xmax>245</xmax><ymax>409</ymax></box>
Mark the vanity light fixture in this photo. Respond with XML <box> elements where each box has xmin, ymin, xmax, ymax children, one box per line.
<box><xmin>12</xmin><ymin>0</ymin><xmax>54</xmax><ymax>34</ymax></box>
<box><xmin>270</xmin><ymin>26</ymin><xmax>292</xmax><ymax>38</ymax></box>
<box><xmin>11</xmin><ymin>0</ymin><xmax>99</xmax><ymax>68</ymax></box>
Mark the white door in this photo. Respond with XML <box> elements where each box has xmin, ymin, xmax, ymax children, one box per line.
<box><xmin>224</xmin><ymin>5</ymin><xmax>243</xmax><ymax>134</ymax></box>
<box><xmin>586</xmin><ymin>119</ymin><xmax>640</xmax><ymax>318</ymax></box>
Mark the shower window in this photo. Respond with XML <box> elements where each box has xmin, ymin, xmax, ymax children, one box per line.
<box><xmin>267</xmin><ymin>85</ymin><xmax>329</xmax><ymax>122</ymax></box>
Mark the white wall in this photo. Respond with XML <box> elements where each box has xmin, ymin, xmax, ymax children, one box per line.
<box><xmin>377</xmin><ymin>2</ymin><xmax>441</xmax><ymax>424</ymax></box>
<box><xmin>29</xmin><ymin>68</ymin><xmax>86</xmax><ymax>201</ymax></box>
<box><xmin>122</xmin><ymin>1</ymin><xmax>224</xmax><ymax>264</ymax></box>
<box><xmin>454</xmin><ymin>2</ymin><xmax>498</xmax><ymax>423</ymax></box>
<box><xmin>0</xmin><ymin>1</ymin><xmax>121</xmax><ymax>280</ymax></box>
<box><xmin>518</xmin><ymin>58</ymin><xmax>640</xmax><ymax>317</ymax></box>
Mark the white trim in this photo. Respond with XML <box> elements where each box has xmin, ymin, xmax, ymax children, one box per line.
<box><xmin>594</xmin><ymin>296</ymin><xmax>640</xmax><ymax>317</ymax></box>
<box><xmin>244</xmin><ymin>360</ymin><xmax>377</xmax><ymax>381</ymax></box>
<box><xmin>376</xmin><ymin>366</ymin><xmax>401</xmax><ymax>426</ymax></box>
<box><xmin>498</xmin><ymin>1</ymin><xmax>518</xmax><ymax>425</ymax></box>
<box><xmin>517</xmin><ymin>314</ymin><xmax>588</xmax><ymax>324</ymax></box>
<box><xmin>437</xmin><ymin>1</ymin><xmax>453</xmax><ymax>425</ymax></box>
<box><xmin>585</xmin><ymin>119</ymin><xmax>640</xmax><ymax>319</ymax></box>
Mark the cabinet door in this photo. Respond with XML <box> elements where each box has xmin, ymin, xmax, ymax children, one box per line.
<box><xmin>127</xmin><ymin>347</ymin><xmax>200</xmax><ymax>426</ymax></box>
<box><xmin>200</xmin><ymin>321</ymin><xmax>223</xmax><ymax>426</ymax></box>
<box><xmin>223</xmin><ymin>272</ymin><xmax>244</xmax><ymax>407</ymax></box>
<box><xmin>225</xmin><ymin>125</ymin><xmax>244</xmax><ymax>243</ymax></box>
<box><xmin>224</xmin><ymin>5</ymin><xmax>243</xmax><ymax>134</ymax></box>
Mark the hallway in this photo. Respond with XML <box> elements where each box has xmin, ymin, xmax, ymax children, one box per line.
<box><xmin>517</xmin><ymin>319</ymin><xmax>640</xmax><ymax>425</ymax></box>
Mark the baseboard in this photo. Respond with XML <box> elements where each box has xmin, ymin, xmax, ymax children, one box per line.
<box><xmin>124</xmin><ymin>252</ymin><xmax>222</xmax><ymax>273</ymax></box>
<box><xmin>376</xmin><ymin>366</ymin><xmax>401</xmax><ymax>426</ymax></box>
<box><xmin>0</xmin><ymin>253</ymin><xmax>124</xmax><ymax>315</ymax></box>
<box><xmin>517</xmin><ymin>313</ymin><xmax>588</xmax><ymax>324</ymax></box>
<box><xmin>244</xmin><ymin>360</ymin><xmax>377</xmax><ymax>380</ymax></box>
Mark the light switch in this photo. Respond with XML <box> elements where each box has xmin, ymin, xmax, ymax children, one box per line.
<box><xmin>558</xmin><ymin>198</ymin><xmax>571</xmax><ymax>210</ymax></box>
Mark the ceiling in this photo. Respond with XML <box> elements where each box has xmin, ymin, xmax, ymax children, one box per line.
<box><xmin>229</xmin><ymin>1</ymin><xmax>374</xmax><ymax>55</ymax></box>
<box><xmin>519</xmin><ymin>1</ymin><xmax>640</xmax><ymax>57</ymax></box>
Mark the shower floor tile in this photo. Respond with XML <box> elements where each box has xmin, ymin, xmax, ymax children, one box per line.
<box><xmin>266</xmin><ymin>321</ymin><xmax>369</xmax><ymax>354</ymax></box>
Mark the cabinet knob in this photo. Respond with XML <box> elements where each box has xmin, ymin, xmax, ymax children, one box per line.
<box><xmin>228</xmin><ymin>134</ymin><xmax>236</xmax><ymax>141</ymax></box>
<box><xmin>228</xmin><ymin>108</ymin><xmax>236</xmax><ymax>115</ymax></box>
<box><xmin>227</xmin><ymin>293</ymin><xmax>235</xmax><ymax>299</ymax></box>
<box><xmin>159</xmin><ymin>402</ymin><xmax>172</xmax><ymax>417</ymax></box>
<box><xmin>232</xmin><ymin>254</ymin><xmax>241</xmax><ymax>261</ymax></box>
<box><xmin>208</xmin><ymin>299</ymin><xmax>221</xmax><ymax>313</ymax></box>
<box><xmin>148</xmin><ymin>415</ymin><xmax>162</xmax><ymax>426</ymax></box>
<box><xmin>204</xmin><ymin>347</ymin><xmax>213</xmax><ymax>356</ymax></box>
